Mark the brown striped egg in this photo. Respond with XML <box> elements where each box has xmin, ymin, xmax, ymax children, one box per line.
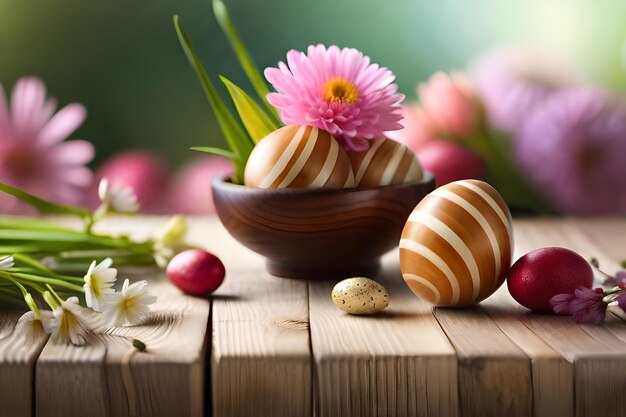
<box><xmin>399</xmin><ymin>179</ymin><xmax>513</xmax><ymax>307</ymax></box>
<box><xmin>349</xmin><ymin>138</ymin><xmax>423</xmax><ymax>187</ymax></box>
<box><xmin>244</xmin><ymin>125</ymin><xmax>355</xmax><ymax>189</ymax></box>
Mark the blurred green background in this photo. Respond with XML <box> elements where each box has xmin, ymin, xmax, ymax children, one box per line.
<box><xmin>1</xmin><ymin>0</ymin><xmax>625</xmax><ymax>167</ymax></box>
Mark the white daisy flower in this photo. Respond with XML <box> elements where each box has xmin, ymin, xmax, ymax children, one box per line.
<box><xmin>49</xmin><ymin>296</ymin><xmax>94</xmax><ymax>346</ymax></box>
<box><xmin>98</xmin><ymin>178</ymin><xmax>139</xmax><ymax>213</ymax></box>
<box><xmin>0</xmin><ymin>256</ymin><xmax>14</xmax><ymax>269</ymax></box>
<box><xmin>101</xmin><ymin>279</ymin><xmax>157</xmax><ymax>326</ymax></box>
<box><xmin>83</xmin><ymin>258</ymin><xmax>117</xmax><ymax>312</ymax></box>
<box><xmin>15</xmin><ymin>309</ymin><xmax>55</xmax><ymax>344</ymax></box>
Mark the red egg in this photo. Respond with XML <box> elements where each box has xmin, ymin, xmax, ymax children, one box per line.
<box><xmin>166</xmin><ymin>249</ymin><xmax>225</xmax><ymax>295</ymax></box>
<box><xmin>416</xmin><ymin>140</ymin><xmax>486</xmax><ymax>187</ymax></box>
<box><xmin>507</xmin><ymin>247</ymin><xmax>593</xmax><ymax>313</ymax></box>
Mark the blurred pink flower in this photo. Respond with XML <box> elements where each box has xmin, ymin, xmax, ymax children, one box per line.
<box><xmin>385</xmin><ymin>105</ymin><xmax>436</xmax><ymax>152</ymax></box>
<box><xmin>0</xmin><ymin>77</ymin><xmax>94</xmax><ymax>214</ymax></box>
<box><xmin>418</xmin><ymin>72</ymin><xmax>482</xmax><ymax>137</ymax></box>
<box><xmin>416</xmin><ymin>140</ymin><xmax>486</xmax><ymax>187</ymax></box>
<box><xmin>89</xmin><ymin>151</ymin><xmax>170</xmax><ymax>213</ymax></box>
<box><xmin>471</xmin><ymin>48</ymin><xmax>582</xmax><ymax>132</ymax></box>
<box><xmin>167</xmin><ymin>156</ymin><xmax>233</xmax><ymax>215</ymax></box>
<box><xmin>265</xmin><ymin>44</ymin><xmax>404</xmax><ymax>151</ymax></box>
<box><xmin>516</xmin><ymin>88</ymin><xmax>626</xmax><ymax>215</ymax></box>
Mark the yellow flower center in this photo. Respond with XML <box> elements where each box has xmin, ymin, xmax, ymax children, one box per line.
<box><xmin>322</xmin><ymin>78</ymin><xmax>359</xmax><ymax>105</ymax></box>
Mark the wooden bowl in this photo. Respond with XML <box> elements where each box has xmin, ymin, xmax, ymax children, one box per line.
<box><xmin>211</xmin><ymin>174</ymin><xmax>436</xmax><ymax>280</ymax></box>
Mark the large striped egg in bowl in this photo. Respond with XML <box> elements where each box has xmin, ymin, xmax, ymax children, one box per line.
<box><xmin>399</xmin><ymin>179</ymin><xmax>513</xmax><ymax>307</ymax></box>
<box><xmin>349</xmin><ymin>138</ymin><xmax>423</xmax><ymax>188</ymax></box>
<box><xmin>244</xmin><ymin>125</ymin><xmax>355</xmax><ymax>189</ymax></box>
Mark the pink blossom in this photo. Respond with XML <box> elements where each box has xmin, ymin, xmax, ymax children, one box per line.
<box><xmin>0</xmin><ymin>77</ymin><xmax>94</xmax><ymax>213</ymax></box>
<box><xmin>167</xmin><ymin>156</ymin><xmax>233</xmax><ymax>215</ymax></box>
<box><xmin>265</xmin><ymin>44</ymin><xmax>404</xmax><ymax>151</ymax></box>
<box><xmin>418</xmin><ymin>72</ymin><xmax>483</xmax><ymax>137</ymax></box>
<box><xmin>385</xmin><ymin>105</ymin><xmax>436</xmax><ymax>152</ymax></box>
<box><xmin>550</xmin><ymin>286</ymin><xmax>607</xmax><ymax>324</ymax></box>
<box><xmin>549</xmin><ymin>292</ymin><xmax>575</xmax><ymax>315</ymax></box>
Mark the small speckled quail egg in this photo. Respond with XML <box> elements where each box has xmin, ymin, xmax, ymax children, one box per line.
<box><xmin>331</xmin><ymin>277</ymin><xmax>390</xmax><ymax>315</ymax></box>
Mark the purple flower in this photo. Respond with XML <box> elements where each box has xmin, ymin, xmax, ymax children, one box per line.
<box><xmin>515</xmin><ymin>88</ymin><xmax>626</xmax><ymax>215</ymax></box>
<box><xmin>569</xmin><ymin>287</ymin><xmax>606</xmax><ymax>324</ymax></box>
<box><xmin>617</xmin><ymin>293</ymin><xmax>626</xmax><ymax>312</ymax></box>
<box><xmin>550</xmin><ymin>286</ymin><xmax>608</xmax><ymax>324</ymax></box>
<box><xmin>549</xmin><ymin>292</ymin><xmax>575</xmax><ymax>315</ymax></box>
<box><xmin>615</xmin><ymin>270</ymin><xmax>626</xmax><ymax>288</ymax></box>
<box><xmin>470</xmin><ymin>47</ymin><xmax>582</xmax><ymax>132</ymax></box>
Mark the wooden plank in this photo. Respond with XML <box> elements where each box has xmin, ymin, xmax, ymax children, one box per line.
<box><xmin>210</xmin><ymin>219</ymin><xmax>312</xmax><ymax>417</ymax></box>
<box><xmin>479</xmin><ymin>220</ymin><xmax>574</xmax><ymax>417</ymax></box>
<box><xmin>481</xmin><ymin>288</ymin><xmax>574</xmax><ymax>417</ymax></box>
<box><xmin>433</xmin><ymin>306</ymin><xmax>532</xmax><ymax>417</ymax></box>
<box><xmin>35</xmin><ymin>217</ymin><xmax>210</xmax><ymax>417</ymax></box>
<box><xmin>510</xmin><ymin>219</ymin><xmax>626</xmax><ymax>417</ymax></box>
<box><xmin>0</xmin><ymin>312</ymin><xmax>49</xmax><ymax>417</ymax></box>
<box><xmin>309</xmin><ymin>252</ymin><xmax>458</xmax><ymax>417</ymax></box>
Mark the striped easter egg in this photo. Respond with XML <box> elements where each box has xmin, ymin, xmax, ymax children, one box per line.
<box><xmin>399</xmin><ymin>179</ymin><xmax>513</xmax><ymax>307</ymax></box>
<box><xmin>349</xmin><ymin>138</ymin><xmax>423</xmax><ymax>187</ymax></box>
<box><xmin>244</xmin><ymin>125</ymin><xmax>355</xmax><ymax>189</ymax></box>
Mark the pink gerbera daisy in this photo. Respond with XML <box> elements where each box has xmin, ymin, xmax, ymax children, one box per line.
<box><xmin>264</xmin><ymin>44</ymin><xmax>405</xmax><ymax>151</ymax></box>
<box><xmin>0</xmin><ymin>77</ymin><xmax>94</xmax><ymax>214</ymax></box>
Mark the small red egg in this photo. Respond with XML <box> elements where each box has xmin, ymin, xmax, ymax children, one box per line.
<box><xmin>507</xmin><ymin>247</ymin><xmax>593</xmax><ymax>313</ymax></box>
<box><xmin>166</xmin><ymin>249</ymin><xmax>225</xmax><ymax>295</ymax></box>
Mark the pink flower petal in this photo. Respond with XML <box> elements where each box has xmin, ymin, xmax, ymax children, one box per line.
<box><xmin>37</xmin><ymin>103</ymin><xmax>86</xmax><ymax>146</ymax></box>
<box><xmin>50</xmin><ymin>140</ymin><xmax>95</xmax><ymax>165</ymax></box>
<box><xmin>10</xmin><ymin>77</ymin><xmax>50</xmax><ymax>141</ymax></box>
<box><xmin>265</xmin><ymin>44</ymin><xmax>405</xmax><ymax>151</ymax></box>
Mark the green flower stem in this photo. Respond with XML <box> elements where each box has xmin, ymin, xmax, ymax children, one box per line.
<box><xmin>8</xmin><ymin>272</ymin><xmax>84</xmax><ymax>292</ymax></box>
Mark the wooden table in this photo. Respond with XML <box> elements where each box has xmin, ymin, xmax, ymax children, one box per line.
<box><xmin>1</xmin><ymin>217</ymin><xmax>625</xmax><ymax>417</ymax></box>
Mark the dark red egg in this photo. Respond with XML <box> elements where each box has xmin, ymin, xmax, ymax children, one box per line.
<box><xmin>507</xmin><ymin>247</ymin><xmax>593</xmax><ymax>313</ymax></box>
<box><xmin>166</xmin><ymin>249</ymin><xmax>225</xmax><ymax>295</ymax></box>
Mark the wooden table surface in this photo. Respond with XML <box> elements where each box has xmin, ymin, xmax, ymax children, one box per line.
<box><xmin>1</xmin><ymin>216</ymin><xmax>626</xmax><ymax>417</ymax></box>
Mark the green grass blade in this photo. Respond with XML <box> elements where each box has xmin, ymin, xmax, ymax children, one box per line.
<box><xmin>212</xmin><ymin>0</ymin><xmax>281</xmax><ymax>124</ymax></box>
<box><xmin>0</xmin><ymin>215</ymin><xmax>77</xmax><ymax>232</ymax></box>
<box><xmin>173</xmin><ymin>15</ymin><xmax>253</xmax><ymax>183</ymax></box>
<box><xmin>0</xmin><ymin>183</ymin><xmax>91</xmax><ymax>218</ymax></box>
<box><xmin>0</xmin><ymin>229</ymin><xmax>128</xmax><ymax>247</ymax></box>
<box><xmin>220</xmin><ymin>76</ymin><xmax>277</xmax><ymax>142</ymax></box>
<box><xmin>190</xmin><ymin>146</ymin><xmax>238</xmax><ymax>160</ymax></box>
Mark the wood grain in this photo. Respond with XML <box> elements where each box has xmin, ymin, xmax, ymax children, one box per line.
<box><xmin>0</xmin><ymin>312</ymin><xmax>49</xmax><ymax>417</ymax></box>
<box><xmin>433</xmin><ymin>305</ymin><xmax>532</xmax><ymax>417</ymax></box>
<box><xmin>482</xmin><ymin>288</ymin><xmax>574</xmax><ymax>417</ymax></box>
<box><xmin>210</xmin><ymin>219</ymin><xmax>312</xmax><ymax>417</ymax></box>
<box><xmin>309</xmin><ymin>252</ymin><xmax>458</xmax><ymax>417</ymax></box>
<box><xmin>34</xmin><ymin>217</ymin><xmax>210</xmax><ymax>417</ymax></box>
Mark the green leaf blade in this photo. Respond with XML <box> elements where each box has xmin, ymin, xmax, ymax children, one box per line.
<box><xmin>173</xmin><ymin>15</ymin><xmax>253</xmax><ymax>182</ymax></box>
<box><xmin>220</xmin><ymin>76</ymin><xmax>277</xmax><ymax>143</ymax></box>
<box><xmin>212</xmin><ymin>0</ymin><xmax>281</xmax><ymax>124</ymax></box>
<box><xmin>190</xmin><ymin>146</ymin><xmax>238</xmax><ymax>160</ymax></box>
<box><xmin>0</xmin><ymin>183</ymin><xmax>91</xmax><ymax>218</ymax></box>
